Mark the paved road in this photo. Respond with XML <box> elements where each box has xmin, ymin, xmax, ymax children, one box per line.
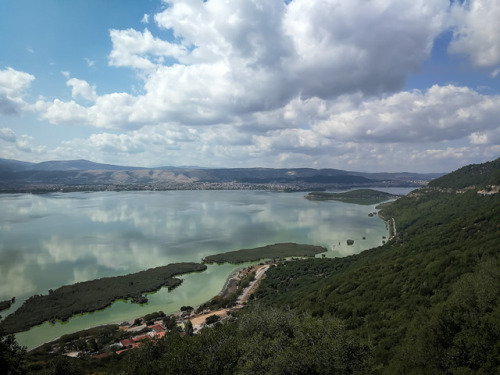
<box><xmin>237</xmin><ymin>265</ymin><xmax>270</xmax><ymax>303</ymax></box>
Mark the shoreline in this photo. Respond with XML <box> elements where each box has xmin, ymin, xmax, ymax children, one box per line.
<box><xmin>26</xmin><ymin>261</ymin><xmax>272</xmax><ymax>354</ymax></box>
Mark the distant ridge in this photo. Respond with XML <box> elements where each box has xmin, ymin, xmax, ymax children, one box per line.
<box><xmin>0</xmin><ymin>157</ymin><xmax>444</xmax><ymax>192</ymax></box>
<box><xmin>0</xmin><ymin>158</ymin><xmax>145</xmax><ymax>172</ymax></box>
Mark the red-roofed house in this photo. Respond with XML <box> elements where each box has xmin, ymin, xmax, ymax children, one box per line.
<box><xmin>149</xmin><ymin>324</ymin><xmax>165</xmax><ymax>334</ymax></box>
<box><xmin>120</xmin><ymin>338</ymin><xmax>135</xmax><ymax>347</ymax></box>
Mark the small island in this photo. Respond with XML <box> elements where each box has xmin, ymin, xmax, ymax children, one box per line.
<box><xmin>203</xmin><ymin>243</ymin><xmax>327</xmax><ymax>264</ymax></box>
<box><xmin>305</xmin><ymin>188</ymin><xmax>397</xmax><ymax>205</ymax></box>
<box><xmin>0</xmin><ymin>262</ymin><xmax>206</xmax><ymax>334</ymax></box>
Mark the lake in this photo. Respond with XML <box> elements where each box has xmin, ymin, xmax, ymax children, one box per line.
<box><xmin>0</xmin><ymin>188</ymin><xmax>411</xmax><ymax>349</ymax></box>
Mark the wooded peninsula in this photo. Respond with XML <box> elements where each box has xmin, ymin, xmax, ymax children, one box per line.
<box><xmin>305</xmin><ymin>188</ymin><xmax>398</xmax><ymax>204</ymax></box>
<box><xmin>0</xmin><ymin>263</ymin><xmax>207</xmax><ymax>334</ymax></box>
<box><xmin>202</xmin><ymin>243</ymin><xmax>327</xmax><ymax>264</ymax></box>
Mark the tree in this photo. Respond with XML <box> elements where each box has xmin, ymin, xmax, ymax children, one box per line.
<box><xmin>51</xmin><ymin>356</ymin><xmax>84</xmax><ymax>375</ymax></box>
<box><xmin>184</xmin><ymin>320</ymin><xmax>194</xmax><ymax>336</ymax></box>
<box><xmin>163</xmin><ymin>315</ymin><xmax>177</xmax><ymax>331</ymax></box>
<box><xmin>0</xmin><ymin>328</ymin><xmax>27</xmax><ymax>375</ymax></box>
<box><xmin>205</xmin><ymin>314</ymin><xmax>220</xmax><ymax>325</ymax></box>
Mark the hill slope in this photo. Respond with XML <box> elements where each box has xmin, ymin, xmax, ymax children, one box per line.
<box><xmin>428</xmin><ymin>157</ymin><xmax>500</xmax><ymax>189</ymax></box>
<box><xmin>254</xmin><ymin>157</ymin><xmax>500</xmax><ymax>373</ymax></box>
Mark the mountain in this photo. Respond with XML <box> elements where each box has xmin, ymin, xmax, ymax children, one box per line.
<box><xmin>0</xmin><ymin>159</ymin><xmax>144</xmax><ymax>172</ymax></box>
<box><xmin>28</xmin><ymin>159</ymin><xmax>145</xmax><ymax>171</ymax></box>
<box><xmin>0</xmin><ymin>158</ymin><xmax>34</xmax><ymax>171</ymax></box>
<box><xmin>0</xmin><ymin>158</ymin><xmax>443</xmax><ymax>192</ymax></box>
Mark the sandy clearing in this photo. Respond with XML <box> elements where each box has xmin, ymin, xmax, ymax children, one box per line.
<box><xmin>190</xmin><ymin>309</ymin><xmax>231</xmax><ymax>327</ymax></box>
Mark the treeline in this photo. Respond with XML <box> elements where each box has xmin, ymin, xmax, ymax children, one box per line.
<box><xmin>1</xmin><ymin>263</ymin><xmax>206</xmax><ymax>334</ymax></box>
<box><xmin>203</xmin><ymin>243</ymin><xmax>326</xmax><ymax>264</ymax></box>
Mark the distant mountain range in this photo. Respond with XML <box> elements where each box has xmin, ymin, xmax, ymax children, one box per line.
<box><xmin>0</xmin><ymin>158</ymin><xmax>444</xmax><ymax>192</ymax></box>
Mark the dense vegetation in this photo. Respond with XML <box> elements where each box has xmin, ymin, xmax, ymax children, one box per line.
<box><xmin>4</xmin><ymin>158</ymin><xmax>499</xmax><ymax>374</ymax></box>
<box><xmin>23</xmin><ymin>308</ymin><xmax>370</xmax><ymax>375</ymax></box>
<box><xmin>1</xmin><ymin>328</ymin><xmax>27</xmax><ymax>375</ymax></box>
<box><xmin>1</xmin><ymin>263</ymin><xmax>206</xmax><ymax>334</ymax></box>
<box><xmin>254</xmin><ymin>160</ymin><xmax>500</xmax><ymax>373</ymax></box>
<box><xmin>305</xmin><ymin>188</ymin><xmax>397</xmax><ymax>204</ymax></box>
<box><xmin>203</xmin><ymin>243</ymin><xmax>326</xmax><ymax>264</ymax></box>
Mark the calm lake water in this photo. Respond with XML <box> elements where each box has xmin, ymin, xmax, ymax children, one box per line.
<box><xmin>0</xmin><ymin>189</ymin><xmax>412</xmax><ymax>349</ymax></box>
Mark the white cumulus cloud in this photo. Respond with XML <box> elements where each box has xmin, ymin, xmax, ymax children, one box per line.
<box><xmin>109</xmin><ymin>28</ymin><xmax>187</xmax><ymax>71</ymax></box>
<box><xmin>449</xmin><ymin>0</ymin><xmax>500</xmax><ymax>71</ymax></box>
<box><xmin>4</xmin><ymin>0</ymin><xmax>500</xmax><ymax>173</ymax></box>
<box><xmin>313</xmin><ymin>85</ymin><xmax>500</xmax><ymax>143</ymax></box>
<box><xmin>0</xmin><ymin>67</ymin><xmax>35</xmax><ymax>114</ymax></box>
<box><xmin>0</xmin><ymin>127</ymin><xmax>17</xmax><ymax>143</ymax></box>
<box><xmin>66</xmin><ymin>78</ymin><xmax>97</xmax><ymax>102</ymax></box>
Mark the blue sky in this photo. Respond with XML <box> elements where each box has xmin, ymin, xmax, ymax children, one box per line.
<box><xmin>1</xmin><ymin>0</ymin><xmax>499</xmax><ymax>172</ymax></box>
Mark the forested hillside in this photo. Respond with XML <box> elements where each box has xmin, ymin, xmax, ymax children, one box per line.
<box><xmin>255</xmin><ymin>158</ymin><xmax>500</xmax><ymax>373</ymax></box>
<box><xmin>427</xmin><ymin>157</ymin><xmax>500</xmax><ymax>189</ymax></box>
<box><xmin>2</xmin><ymin>158</ymin><xmax>499</xmax><ymax>374</ymax></box>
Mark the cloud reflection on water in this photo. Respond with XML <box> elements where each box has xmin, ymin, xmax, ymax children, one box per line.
<box><xmin>0</xmin><ymin>191</ymin><xmax>388</xmax><ymax>303</ymax></box>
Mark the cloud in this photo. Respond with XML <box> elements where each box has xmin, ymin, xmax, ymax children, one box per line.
<box><xmin>0</xmin><ymin>127</ymin><xmax>35</xmax><ymax>154</ymax></box>
<box><xmin>36</xmin><ymin>0</ymin><xmax>443</xmax><ymax>132</ymax></box>
<box><xmin>469</xmin><ymin>128</ymin><xmax>500</xmax><ymax>145</ymax></box>
<box><xmin>89</xmin><ymin>133</ymin><xmax>147</xmax><ymax>154</ymax></box>
<box><xmin>5</xmin><ymin>0</ymin><xmax>500</xmax><ymax>173</ymax></box>
<box><xmin>0</xmin><ymin>127</ymin><xmax>17</xmax><ymax>143</ymax></box>
<box><xmin>449</xmin><ymin>0</ymin><xmax>500</xmax><ymax>71</ymax></box>
<box><xmin>282</xmin><ymin>0</ymin><xmax>447</xmax><ymax>99</ymax></box>
<box><xmin>88</xmin><ymin>125</ymin><xmax>199</xmax><ymax>153</ymax></box>
<box><xmin>85</xmin><ymin>58</ymin><xmax>95</xmax><ymax>68</ymax></box>
<box><xmin>34</xmin><ymin>1</ymin><xmax>452</xmax><ymax>131</ymax></box>
<box><xmin>312</xmin><ymin>85</ymin><xmax>500</xmax><ymax>143</ymax></box>
<box><xmin>66</xmin><ymin>78</ymin><xmax>97</xmax><ymax>102</ymax></box>
<box><xmin>153</xmin><ymin>0</ymin><xmax>448</xmax><ymax>103</ymax></box>
<box><xmin>0</xmin><ymin>67</ymin><xmax>35</xmax><ymax>115</ymax></box>
<box><xmin>108</xmin><ymin>28</ymin><xmax>187</xmax><ymax>70</ymax></box>
<box><xmin>141</xmin><ymin>14</ymin><xmax>149</xmax><ymax>24</ymax></box>
<box><xmin>36</xmin><ymin>99</ymin><xmax>91</xmax><ymax>126</ymax></box>
<box><xmin>36</xmin><ymin>92</ymin><xmax>139</xmax><ymax>129</ymax></box>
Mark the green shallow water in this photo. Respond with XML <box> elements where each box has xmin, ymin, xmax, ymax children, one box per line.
<box><xmin>0</xmin><ymin>189</ymin><xmax>410</xmax><ymax>349</ymax></box>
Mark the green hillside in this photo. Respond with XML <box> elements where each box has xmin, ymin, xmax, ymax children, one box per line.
<box><xmin>428</xmin><ymin>157</ymin><xmax>500</xmax><ymax>189</ymax></box>
<box><xmin>255</xmin><ymin>159</ymin><xmax>500</xmax><ymax>373</ymax></box>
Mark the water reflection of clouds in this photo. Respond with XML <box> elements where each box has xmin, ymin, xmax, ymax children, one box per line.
<box><xmin>0</xmin><ymin>261</ymin><xmax>36</xmax><ymax>300</ymax></box>
<box><xmin>1</xmin><ymin>192</ymin><xmax>388</xmax><ymax>305</ymax></box>
<box><xmin>72</xmin><ymin>267</ymin><xmax>98</xmax><ymax>284</ymax></box>
<box><xmin>39</xmin><ymin>235</ymin><xmax>169</xmax><ymax>273</ymax></box>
